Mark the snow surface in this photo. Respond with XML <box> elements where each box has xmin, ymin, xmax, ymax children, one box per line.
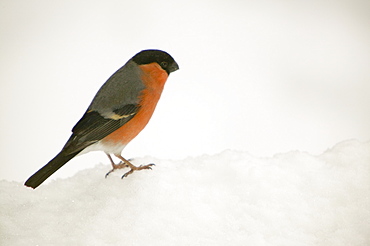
<box><xmin>1</xmin><ymin>140</ymin><xmax>369</xmax><ymax>246</ymax></box>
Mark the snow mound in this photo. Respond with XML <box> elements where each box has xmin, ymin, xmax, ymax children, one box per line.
<box><xmin>1</xmin><ymin>140</ymin><xmax>370</xmax><ymax>245</ymax></box>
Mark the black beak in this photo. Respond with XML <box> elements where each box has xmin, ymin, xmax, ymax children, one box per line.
<box><xmin>169</xmin><ymin>61</ymin><xmax>179</xmax><ymax>73</ymax></box>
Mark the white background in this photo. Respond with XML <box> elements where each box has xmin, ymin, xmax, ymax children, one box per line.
<box><xmin>1</xmin><ymin>0</ymin><xmax>369</xmax><ymax>182</ymax></box>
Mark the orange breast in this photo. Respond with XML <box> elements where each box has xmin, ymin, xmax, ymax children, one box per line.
<box><xmin>102</xmin><ymin>62</ymin><xmax>168</xmax><ymax>145</ymax></box>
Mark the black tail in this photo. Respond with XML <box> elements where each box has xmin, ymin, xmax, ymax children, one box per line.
<box><xmin>25</xmin><ymin>151</ymin><xmax>81</xmax><ymax>189</ymax></box>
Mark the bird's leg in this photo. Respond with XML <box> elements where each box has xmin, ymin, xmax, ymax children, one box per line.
<box><xmin>105</xmin><ymin>154</ymin><xmax>129</xmax><ymax>178</ymax></box>
<box><xmin>114</xmin><ymin>154</ymin><xmax>155</xmax><ymax>179</ymax></box>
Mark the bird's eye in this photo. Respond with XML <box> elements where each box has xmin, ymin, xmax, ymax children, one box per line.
<box><xmin>160</xmin><ymin>61</ymin><xmax>168</xmax><ymax>68</ymax></box>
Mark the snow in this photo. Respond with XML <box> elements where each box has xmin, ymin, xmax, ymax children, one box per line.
<box><xmin>1</xmin><ymin>140</ymin><xmax>369</xmax><ymax>245</ymax></box>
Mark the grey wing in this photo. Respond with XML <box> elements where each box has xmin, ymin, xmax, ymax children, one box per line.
<box><xmin>62</xmin><ymin>60</ymin><xmax>145</xmax><ymax>154</ymax></box>
<box><xmin>62</xmin><ymin>104</ymin><xmax>140</xmax><ymax>154</ymax></box>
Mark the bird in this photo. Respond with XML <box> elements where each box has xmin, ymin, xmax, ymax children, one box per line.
<box><xmin>25</xmin><ymin>49</ymin><xmax>179</xmax><ymax>189</ymax></box>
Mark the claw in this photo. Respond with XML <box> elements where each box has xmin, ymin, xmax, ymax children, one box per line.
<box><xmin>105</xmin><ymin>170</ymin><xmax>113</xmax><ymax>178</ymax></box>
<box><xmin>121</xmin><ymin>163</ymin><xmax>155</xmax><ymax>179</ymax></box>
<box><xmin>105</xmin><ymin>162</ymin><xmax>129</xmax><ymax>178</ymax></box>
<box><xmin>121</xmin><ymin>169</ymin><xmax>134</xmax><ymax>179</ymax></box>
<box><xmin>145</xmin><ymin>163</ymin><xmax>156</xmax><ymax>169</ymax></box>
<box><xmin>105</xmin><ymin>154</ymin><xmax>156</xmax><ymax>180</ymax></box>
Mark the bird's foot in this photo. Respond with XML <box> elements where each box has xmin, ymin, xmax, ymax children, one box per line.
<box><xmin>121</xmin><ymin>163</ymin><xmax>155</xmax><ymax>179</ymax></box>
<box><xmin>105</xmin><ymin>154</ymin><xmax>155</xmax><ymax>178</ymax></box>
<box><xmin>105</xmin><ymin>161</ymin><xmax>129</xmax><ymax>178</ymax></box>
